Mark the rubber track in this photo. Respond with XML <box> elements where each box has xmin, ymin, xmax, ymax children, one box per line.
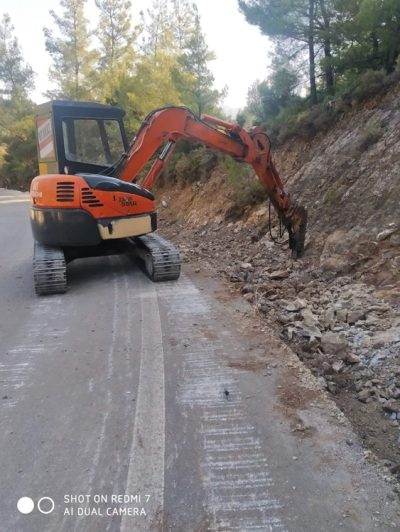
<box><xmin>33</xmin><ymin>242</ymin><xmax>67</xmax><ymax>295</ymax></box>
<box><xmin>135</xmin><ymin>233</ymin><xmax>181</xmax><ymax>282</ymax></box>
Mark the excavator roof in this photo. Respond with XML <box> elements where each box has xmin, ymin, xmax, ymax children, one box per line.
<box><xmin>36</xmin><ymin>100</ymin><xmax>126</xmax><ymax>119</ymax></box>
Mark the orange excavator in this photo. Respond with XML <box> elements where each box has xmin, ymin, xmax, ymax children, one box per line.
<box><xmin>30</xmin><ymin>101</ymin><xmax>307</xmax><ymax>295</ymax></box>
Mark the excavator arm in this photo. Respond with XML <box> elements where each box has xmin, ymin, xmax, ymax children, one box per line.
<box><xmin>116</xmin><ymin>106</ymin><xmax>307</xmax><ymax>258</ymax></box>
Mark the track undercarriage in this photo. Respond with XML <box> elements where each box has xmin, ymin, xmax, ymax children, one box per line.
<box><xmin>33</xmin><ymin>232</ymin><xmax>181</xmax><ymax>295</ymax></box>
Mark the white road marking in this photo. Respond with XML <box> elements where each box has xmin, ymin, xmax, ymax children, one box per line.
<box><xmin>0</xmin><ymin>198</ymin><xmax>30</xmax><ymax>204</ymax></box>
<box><xmin>121</xmin><ymin>281</ymin><xmax>165</xmax><ymax>532</ymax></box>
<box><xmin>81</xmin><ymin>275</ymin><xmax>118</xmax><ymax>505</ymax></box>
<box><xmin>157</xmin><ymin>274</ymin><xmax>286</xmax><ymax>531</ymax></box>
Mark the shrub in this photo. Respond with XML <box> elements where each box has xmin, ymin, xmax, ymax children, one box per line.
<box><xmin>357</xmin><ymin>124</ymin><xmax>383</xmax><ymax>152</ymax></box>
<box><xmin>324</xmin><ymin>185</ymin><xmax>340</xmax><ymax>206</ymax></box>
<box><xmin>222</xmin><ymin>156</ymin><xmax>269</xmax><ymax>218</ymax></box>
<box><xmin>171</xmin><ymin>146</ymin><xmax>219</xmax><ymax>184</ymax></box>
<box><xmin>352</xmin><ymin>69</ymin><xmax>387</xmax><ymax>102</ymax></box>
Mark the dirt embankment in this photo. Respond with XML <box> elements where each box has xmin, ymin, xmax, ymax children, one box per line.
<box><xmin>156</xmin><ymin>83</ymin><xmax>400</xmax><ymax>477</ymax></box>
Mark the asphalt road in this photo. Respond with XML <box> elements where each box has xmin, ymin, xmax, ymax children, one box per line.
<box><xmin>0</xmin><ymin>189</ymin><xmax>399</xmax><ymax>532</ymax></box>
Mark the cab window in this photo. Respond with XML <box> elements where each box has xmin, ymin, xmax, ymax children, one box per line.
<box><xmin>62</xmin><ymin>118</ymin><xmax>124</xmax><ymax>166</ymax></box>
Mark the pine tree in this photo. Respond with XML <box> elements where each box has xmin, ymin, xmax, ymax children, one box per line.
<box><xmin>95</xmin><ymin>0</ymin><xmax>135</xmax><ymax>70</ymax></box>
<box><xmin>175</xmin><ymin>7</ymin><xmax>223</xmax><ymax>115</ymax></box>
<box><xmin>0</xmin><ymin>97</ymin><xmax>37</xmax><ymax>189</ymax></box>
<box><xmin>124</xmin><ymin>0</ymin><xmax>181</xmax><ymax>128</ymax></box>
<box><xmin>0</xmin><ymin>14</ymin><xmax>35</xmax><ymax>97</ymax></box>
<box><xmin>43</xmin><ymin>0</ymin><xmax>97</xmax><ymax>99</ymax></box>
<box><xmin>238</xmin><ymin>0</ymin><xmax>319</xmax><ymax>104</ymax></box>
<box><xmin>141</xmin><ymin>0</ymin><xmax>175</xmax><ymax>58</ymax></box>
<box><xmin>94</xmin><ymin>0</ymin><xmax>137</xmax><ymax>102</ymax></box>
<box><xmin>126</xmin><ymin>51</ymin><xmax>181</xmax><ymax>129</ymax></box>
<box><xmin>0</xmin><ymin>14</ymin><xmax>36</xmax><ymax>189</ymax></box>
<box><xmin>171</xmin><ymin>0</ymin><xmax>197</xmax><ymax>50</ymax></box>
<box><xmin>245</xmin><ymin>46</ymin><xmax>299</xmax><ymax>123</ymax></box>
<box><xmin>357</xmin><ymin>0</ymin><xmax>400</xmax><ymax>73</ymax></box>
<box><xmin>316</xmin><ymin>0</ymin><xmax>335</xmax><ymax>93</ymax></box>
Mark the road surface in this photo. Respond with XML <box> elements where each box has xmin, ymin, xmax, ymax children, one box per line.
<box><xmin>0</xmin><ymin>188</ymin><xmax>399</xmax><ymax>531</ymax></box>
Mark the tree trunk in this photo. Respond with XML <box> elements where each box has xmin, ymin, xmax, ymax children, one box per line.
<box><xmin>385</xmin><ymin>23</ymin><xmax>400</xmax><ymax>73</ymax></box>
<box><xmin>319</xmin><ymin>0</ymin><xmax>334</xmax><ymax>94</ymax></box>
<box><xmin>323</xmin><ymin>41</ymin><xmax>334</xmax><ymax>93</ymax></box>
<box><xmin>309</xmin><ymin>0</ymin><xmax>318</xmax><ymax>105</ymax></box>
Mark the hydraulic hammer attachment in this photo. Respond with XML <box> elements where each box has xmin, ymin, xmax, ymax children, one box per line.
<box><xmin>285</xmin><ymin>204</ymin><xmax>308</xmax><ymax>259</ymax></box>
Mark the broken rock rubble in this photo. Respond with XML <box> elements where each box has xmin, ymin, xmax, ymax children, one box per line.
<box><xmin>160</xmin><ymin>215</ymin><xmax>400</xmax><ymax>461</ymax></box>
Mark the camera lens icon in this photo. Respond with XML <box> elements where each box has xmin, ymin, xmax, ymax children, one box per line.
<box><xmin>17</xmin><ymin>496</ymin><xmax>55</xmax><ymax>515</ymax></box>
<box><xmin>38</xmin><ymin>497</ymin><xmax>55</xmax><ymax>514</ymax></box>
<box><xmin>17</xmin><ymin>497</ymin><xmax>34</xmax><ymax>514</ymax></box>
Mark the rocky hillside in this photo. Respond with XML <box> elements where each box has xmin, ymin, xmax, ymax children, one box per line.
<box><xmin>276</xmin><ymin>82</ymin><xmax>400</xmax><ymax>288</ymax></box>
<box><xmin>157</xmin><ymin>82</ymin><xmax>400</xmax><ymax>474</ymax></box>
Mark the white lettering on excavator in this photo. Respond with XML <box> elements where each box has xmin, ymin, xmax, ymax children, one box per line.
<box><xmin>38</xmin><ymin>122</ymin><xmax>52</xmax><ymax>143</ymax></box>
<box><xmin>37</xmin><ymin>117</ymin><xmax>55</xmax><ymax>160</ymax></box>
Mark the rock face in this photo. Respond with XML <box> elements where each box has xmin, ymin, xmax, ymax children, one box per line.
<box><xmin>321</xmin><ymin>332</ymin><xmax>347</xmax><ymax>355</ymax></box>
<box><xmin>275</xmin><ymin>85</ymin><xmax>400</xmax><ymax>254</ymax></box>
<box><xmin>286</xmin><ymin>299</ymin><xmax>307</xmax><ymax>312</ymax></box>
<box><xmin>376</xmin><ymin>225</ymin><xmax>398</xmax><ymax>241</ymax></box>
<box><xmin>269</xmin><ymin>269</ymin><xmax>290</xmax><ymax>280</ymax></box>
<box><xmin>319</xmin><ymin>230</ymin><xmax>354</xmax><ymax>273</ymax></box>
<box><xmin>347</xmin><ymin>309</ymin><xmax>366</xmax><ymax>324</ymax></box>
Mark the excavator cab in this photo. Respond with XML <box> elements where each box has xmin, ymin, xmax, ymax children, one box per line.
<box><xmin>35</xmin><ymin>100</ymin><xmax>129</xmax><ymax>176</ymax></box>
<box><xmin>31</xmin><ymin>101</ymin><xmax>181</xmax><ymax>295</ymax></box>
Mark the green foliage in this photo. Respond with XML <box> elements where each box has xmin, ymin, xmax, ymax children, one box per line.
<box><xmin>238</xmin><ymin>0</ymin><xmax>309</xmax><ymax>41</ymax></box>
<box><xmin>171</xmin><ymin>0</ymin><xmax>197</xmax><ymax>50</ymax></box>
<box><xmin>0</xmin><ymin>15</ymin><xmax>36</xmax><ymax>189</ymax></box>
<box><xmin>245</xmin><ymin>42</ymin><xmax>305</xmax><ymax>129</ymax></box>
<box><xmin>0</xmin><ymin>0</ymin><xmax>225</xmax><ymax>190</ymax></box>
<box><xmin>43</xmin><ymin>0</ymin><xmax>98</xmax><ymax>99</ymax></box>
<box><xmin>236</xmin><ymin>111</ymin><xmax>248</xmax><ymax>126</ymax></box>
<box><xmin>222</xmin><ymin>156</ymin><xmax>268</xmax><ymax>217</ymax></box>
<box><xmin>0</xmin><ymin>96</ymin><xmax>37</xmax><ymax>189</ymax></box>
<box><xmin>121</xmin><ymin>0</ymin><xmax>225</xmax><ymax>129</ymax></box>
<box><xmin>0</xmin><ymin>14</ymin><xmax>34</xmax><ymax>97</ymax></box>
<box><xmin>166</xmin><ymin>145</ymin><xmax>219</xmax><ymax>184</ymax></box>
<box><xmin>1</xmin><ymin>123</ymin><xmax>37</xmax><ymax>189</ymax></box>
<box><xmin>357</xmin><ymin>0</ymin><xmax>400</xmax><ymax>73</ymax></box>
<box><xmin>352</xmin><ymin>69</ymin><xmax>387</xmax><ymax>102</ymax></box>
<box><xmin>324</xmin><ymin>184</ymin><xmax>340</xmax><ymax>206</ymax></box>
<box><xmin>174</xmin><ymin>7</ymin><xmax>224</xmax><ymax>115</ymax></box>
<box><xmin>239</xmin><ymin>0</ymin><xmax>320</xmax><ymax>104</ymax></box>
<box><xmin>140</xmin><ymin>0</ymin><xmax>176</xmax><ymax>58</ymax></box>
<box><xmin>125</xmin><ymin>54</ymin><xmax>183</xmax><ymax>130</ymax></box>
<box><xmin>334</xmin><ymin>68</ymin><xmax>397</xmax><ymax>105</ymax></box>
<box><xmin>262</xmin><ymin>98</ymin><xmax>337</xmax><ymax>145</ymax></box>
<box><xmin>241</xmin><ymin>0</ymin><xmax>400</xmax><ymax>137</ymax></box>
<box><xmin>95</xmin><ymin>0</ymin><xmax>135</xmax><ymax>70</ymax></box>
<box><xmin>93</xmin><ymin>0</ymin><xmax>137</xmax><ymax>103</ymax></box>
<box><xmin>247</xmin><ymin>54</ymin><xmax>301</xmax><ymax>125</ymax></box>
<box><xmin>357</xmin><ymin>123</ymin><xmax>383</xmax><ymax>152</ymax></box>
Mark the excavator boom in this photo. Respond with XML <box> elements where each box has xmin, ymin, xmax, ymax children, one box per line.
<box><xmin>116</xmin><ymin>107</ymin><xmax>307</xmax><ymax>258</ymax></box>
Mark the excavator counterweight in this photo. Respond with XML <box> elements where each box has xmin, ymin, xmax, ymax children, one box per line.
<box><xmin>30</xmin><ymin>101</ymin><xmax>307</xmax><ymax>294</ymax></box>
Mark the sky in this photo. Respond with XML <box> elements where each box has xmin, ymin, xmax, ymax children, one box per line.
<box><xmin>1</xmin><ymin>0</ymin><xmax>272</xmax><ymax>113</ymax></box>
